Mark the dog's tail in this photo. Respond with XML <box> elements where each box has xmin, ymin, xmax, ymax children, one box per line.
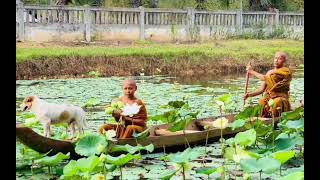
<box><xmin>80</xmin><ymin>110</ymin><xmax>88</xmax><ymax>129</ymax></box>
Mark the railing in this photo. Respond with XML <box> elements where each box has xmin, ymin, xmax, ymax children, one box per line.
<box><xmin>16</xmin><ymin>5</ymin><xmax>304</xmax><ymax>41</ymax></box>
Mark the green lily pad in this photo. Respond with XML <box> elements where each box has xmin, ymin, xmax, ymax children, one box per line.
<box><xmin>230</xmin><ymin>119</ymin><xmax>246</xmax><ymax>130</ymax></box>
<box><xmin>240</xmin><ymin>157</ymin><xmax>280</xmax><ymax>174</ymax></box>
<box><xmin>111</xmin><ymin>144</ymin><xmax>154</xmax><ymax>154</ymax></box>
<box><xmin>166</xmin><ymin>148</ymin><xmax>202</xmax><ymax>164</ymax></box>
<box><xmin>272</xmin><ymin>151</ymin><xmax>295</xmax><ymax>165</ymax></box>
<box><xmin>234</xmin><ymin>129</ymin><xmax>256</xmax><ymax>147</ymax></box>
<box><xmin>35</xmin><ymin>152</ymin><xmax>70</xmax><ymax>166</ymax></box>
<box><xmin>75</xmin><ymin>134</ymin><xmax>108</xmax><ymax>156</ymax></box>
<box><xmin>158</xmin><ymin>169</ymin><xmax>178</xmax><ymax>180</ymax></box>
<box><xmin>240</xmin><ymin>158</ymin><xmax>261</xmax><ymax>173</ymax></box>
<box><xmin>195</xmin><ymin>166</ymin><xmax>222</xmax><ymax>175</ymax></box>
<box><xmin>286</xmin><ymin>119</ymin><xmax>304</xmax><ymax>129</ymax></box>
<box><xmin>105</xmin><ymin>153</ymin><xmax>141</xmax><ymax>166</ymax></box>
<box><xmin>63</xmin><ymin>160</ymin><xmax>79</xmax><ymax>177</ymax></box>
<box><xmin>77</xmin><ymin>155</ymin><xmax>100</xmax><ymax>173</ymax></box>
<box><xmin>132</xmin><ymin>128</ymin><xmax>150</xmax><ymax>140</ymax></box>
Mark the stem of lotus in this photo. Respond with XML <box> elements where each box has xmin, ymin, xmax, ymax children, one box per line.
<box><xmin>207</xmin><ymin>174</ymin><xmax>210</xmax><ymax>180</ymax></box>
<box><xmin>182</xmin><ymin>165</ymin><xmax>186</xmax><ymax>180</ymax></box>
<box><xmin>103</xmin><ymin>162</ymin><xmax>107</xmax><ymax>180</ymax></box>
<box><xmin>259</xmin><ymin>171</ymin><xmax>262</xmax><ymax>180</ymax></box>
<box><xmin>163</xmin><ymin>145</ymin><xmax>166</xmax><ymax>154</ymax></box>
<box><xmin>220</xmin><ymin>128</ymin><xmax>224</xmax><ymax>155</ymax></box>
<box><xmin>203</xmin><ymin>129</ymin><xmax>210</xmax><ymax>166</ymax></box>
<box><xmin>31</xmin><ymin>160</ymin><xmax>34</xmax><ymax>177</ymax></box>
<box><xmin>280</xmin><ymin>165</ymin><xmax>282</xmax><ymax>176</ymax></box>
<box><xmin>272</xmin><ymin>112</ymin><xmax>275</xmax><ymax>152</ymax></box>
<box><xmin>48</xmin><ymin>166</ymin><xmax>51</xmax><ymax>176</ymax></box>
<box><xmin>120</xmin><ymin>166</ymin><xmax>123</xmax><ymax>180</ymax></box>
<box><xmin>183</xmin><ymin>120</ymin><xmax>190</xmax><ymax>148</ymax></box>
<box><xmin>205</xmin><ymin>128</ymin><xmax>209</xmax><ymax>154</ymax></box>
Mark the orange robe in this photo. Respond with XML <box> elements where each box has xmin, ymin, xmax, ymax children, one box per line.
<box><xmin>99</xmin><ymin>99</ymin><xmax>147</xmax><ymax>139</ymax></box>
<box><xmin>259</xmin><ymin>67</ymin><xmax>292</xmax><ymax>117</ymax></box>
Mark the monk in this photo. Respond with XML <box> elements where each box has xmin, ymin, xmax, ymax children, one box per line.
<box><xmin>244</xmin><ymin>52</ymin><xmax>292</xmax><ymax>117</ymax></box>
<box><xmin>99</xmin><ymin>79</ymin><xmax>147</xmax><ymax>139</ymax></box>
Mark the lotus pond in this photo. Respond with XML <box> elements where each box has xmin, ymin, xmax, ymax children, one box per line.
<box><xmin>16</xmin><ymin>68</ymin><xmax>304</xmax><ymax>180</ymax></box>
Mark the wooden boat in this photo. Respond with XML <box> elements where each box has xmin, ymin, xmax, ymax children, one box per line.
<box><xmin>16</xmin><ymin>114</ymin><xmax>279</xmax><ymax>159</ymax></box>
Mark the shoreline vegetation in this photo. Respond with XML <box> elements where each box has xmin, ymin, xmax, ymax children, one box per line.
<box><xmin>16</xmin><ymin>39</ymin><xmax>304</xmax><ymax>79</ymax></box>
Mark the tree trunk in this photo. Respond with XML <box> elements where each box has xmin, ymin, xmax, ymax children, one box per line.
<box><xmin>150</xmin><ymin>0</ymin><xmax>158</xmax><ymax>8</ymax></box>
<box><xmin>55</xmin><ymin>0</ymin><xmax>72</xmax><ymax>5</ymax></box>
<box><xmin>131</xmin><ymin>0</ymin><xmax>141</xmax><ymax>8</ymax></box>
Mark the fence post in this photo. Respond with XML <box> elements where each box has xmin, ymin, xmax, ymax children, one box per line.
<box><xmin>236</xmin><ymin>10</ymin><xmax>242</xmax><ymax>33</ymax></box>
<box><xmin>139</xmin><ymin>6</ymin><xmax>145</xmax><ymax>40</ymax></box>
<box><xmin>187</xmin><ymin>8</ymin><xmax>194</xmax><ymax>41</ymax></box>
<box><xmin>84</xmin><ymin>8</ymin><xmax>91</xmax><ymax>42</ymax></box>
<box><xmin>17</xmin><ymin>3</ymin><xmax>25</xmax><ymax>41</ymax></box>
<box><xmin>275</xmin><ymin>9</ymin><xmax>279</xmax><ymax>26</ymax></box>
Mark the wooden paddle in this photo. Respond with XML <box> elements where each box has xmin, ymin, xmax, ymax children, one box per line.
<box><xmin>243</xmin><ymin>62</ymin><xmax>251</xmax><ymax>107</ymax></box>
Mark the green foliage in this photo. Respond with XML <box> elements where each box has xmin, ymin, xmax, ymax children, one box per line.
<box><xmin>234</xmin><ymin>129</ymin><xmax>256</xmax><ymax>147</ymax></box>
<box><xmin>230</xmin><ymin>119</ymin><xmax>246</xmax><ymax>130</ymax></box>
<box><xmin>105</xmin><ymin>153</ymin><xmax>141</xmax><ymax>166</ymax></box>
<box><xmin>240</xmin><ymin>157</ymin><xmax>280</xmax><ymax>174</ymax></box>
<box><xmin>76</xmin><ymin>155</ymin><xmax>101</xmax><ymax>172</ymax></box>
<box><xmin>274</xmin><ymin>136</ymin><xmax>303</xmax><ymax>151</ymax></box>
<box><xmin>132</xmin><ymin>128</ymin><xmax>150</xmax><ymax>140</ymax></box>
<box><xmin>158</xmin><ymin>169</ymin><xmax>179</xmax><ymax>180</ymax></box>
<box><xmin>83</xmin><ymin>98</ymin><xmax>99</xmax><ymax>108</ymax></box>
<box><xmin>16</xmin><ymin>40</ymin><xmax>304</xmax><ymax>63</ymax></box>
<box><xmin>87</xmin><ymin>71</ymin><xmax>101</xmax><ymax>78</ymax></box>
<box><xmin>235</xmin><ymin>104</ymin><xmax>262</xmax><ymax>120</ymax></box>
<box><xmin>35</xmin><ymin>152</ymin><xmax>70</xmax><ymax>167</ymax></box>
<box><xmin>110</xmin><ymin>144</ymin><xmax>154</xmax><ymax>154</ymax></box>
<box><xmin>75</xmin><ymin>134</ymin><xmax>108</xmax><ymax>156</ymax></box>
<box><xmin>105</xmin><ymin>101</ymin><xmax>124</xmax><ymax>115</ymax></box>
<box><xmin>63</xmin><ymin>160</ymin><xmax>79</xmax><ymax>177</ymax></box>
<box><xmin>165</xmin><ymin>148</ymin><xmax>203</xmax><ymax>164</ymax></box>
<box><xmin>272</xmin><ymin>150</ymin><xmax>295</xmax><ymax>165</ymax></box>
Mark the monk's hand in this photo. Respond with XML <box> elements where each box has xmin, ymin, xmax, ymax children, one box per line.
<box><xmin>243</xmin><ymin>93</ymin><xmax>250</xmax><ymax>100</ymax></box>
<box><xmin>112</xmin><ymin>110</ymin><xmax>122</xmax><ymax>119</ymax></box>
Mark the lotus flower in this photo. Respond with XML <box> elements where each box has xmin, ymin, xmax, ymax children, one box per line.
<box><xmin>105</xmin><ymin>130</ymin><xmax>117</xmax><ymax>141</ymax></box>
<box><xmin>121</xmin><ymin>103</ymin><xmax>141</xmax><ymax>117</ymax></box>
<box><xmin>211</xmin><ymin>117</ymin><xmax>229</xmax><ymax>129</ymax></box>
<box><xmin>268</xmin><ymin>99</ymin><xmax>275</xmax><ymax>107</ymax></box>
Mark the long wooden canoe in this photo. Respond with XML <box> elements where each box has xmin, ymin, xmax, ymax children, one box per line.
<box><xmin>16</xmin><ymin>114</ymin><xmax>279</xmax><ymax>159</ymax></box>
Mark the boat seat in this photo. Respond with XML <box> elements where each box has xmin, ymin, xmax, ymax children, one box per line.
<box><xmin>154</xmin><ymin>129</ymin><xmax>201</xmax><ymax>136</ymax></box>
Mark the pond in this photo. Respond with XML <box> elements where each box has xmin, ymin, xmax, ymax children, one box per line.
<box><xmin>16</xmin><ymin>69</ymin><xmax>304</xmax><ymax>179</ymax></box>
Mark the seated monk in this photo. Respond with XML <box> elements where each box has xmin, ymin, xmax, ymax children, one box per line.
<box><xmin>99</xmin><ymin>79</ymin><xmax>147</xmax><ymax>139</ymax></box>
<box><xmin>244</xmin><ymin>52</ymin><xmax>292</xmax><ymax>118</ymax></box>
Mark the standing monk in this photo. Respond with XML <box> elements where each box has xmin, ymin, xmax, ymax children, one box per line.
<box><xmin>99</xmin><ymin>79</ymin><xmax>147</xmax><ymax>138</ymax></box>
<box><xmin>244</xmin><ymin>52</ymin><xmax>292</xmax><ymax>117</ymax></box>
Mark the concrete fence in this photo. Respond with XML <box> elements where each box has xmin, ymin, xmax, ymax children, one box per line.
<box><xmin>16</xmin><ymin>4</ymin><xmax>304</xmax><ymax>42</ymax></box>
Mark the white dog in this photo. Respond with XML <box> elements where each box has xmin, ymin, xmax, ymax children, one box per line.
<box><xmin>20</xmin><ymin>95</ymin><xmax>87</xmax><ymax>138</ymax></box>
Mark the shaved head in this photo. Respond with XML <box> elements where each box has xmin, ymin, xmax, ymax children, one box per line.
<box><xmin>122</xmin><ymin>79</ymin><xmax>137</xmax><ymax>97</ymax></box>
<box><xmin>123</xmin><ymin>79</ymin><xmax>137</xmax><ymax>87</ymax></box>
<box><xmin>275</xmin><ymin>51</ymin><xmax>288</xmax><ymax>62</ymax></box>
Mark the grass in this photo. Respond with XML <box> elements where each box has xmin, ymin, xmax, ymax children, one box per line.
<box><xmin>16</xmin><ymin>39</ymin><xmax>304</xmax><ymax>63</ymax></box>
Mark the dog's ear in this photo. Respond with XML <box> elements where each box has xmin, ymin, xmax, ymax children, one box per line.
<box><xmin>26</xmin><ymin>96</ymin><xmax>34</xmax><ymax>102</ymax></box>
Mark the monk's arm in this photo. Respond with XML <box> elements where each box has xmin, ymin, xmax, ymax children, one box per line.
<box><xmin>123</xmin><ymin>104</ymin><xmax>147</xmax><ymax>126</ymax></box>
<box><xmin>248</xmin><ymin>70</ymin><xmax>265</xmax><ymax>81</ymax></box>
<box><xmin>123</xmin><ymin>116</ymin><xmax>146</xmax><ymax>126</ymax></box>
<box><xmin>269</xmin><ymin>74</ymin><xmax>292</xmax><ymax>92</ymax></box>
<box><xmin>248</xmin><ymin>82</ymin><xmax>267</xmax><ymax>97</ymax></box>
